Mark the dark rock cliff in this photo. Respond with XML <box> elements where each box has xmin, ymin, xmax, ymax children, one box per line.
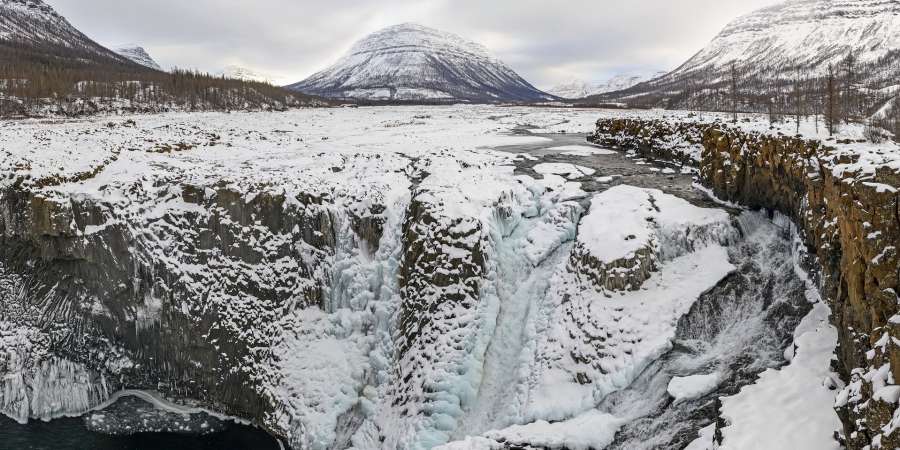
<box><xmin>0</xmin><ymin>182</ymin><xmax>362</xmax><ymax>436</ymax></box>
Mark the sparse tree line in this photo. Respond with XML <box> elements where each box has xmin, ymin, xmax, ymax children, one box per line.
<box><xmin>602</xmin><ymin>51</ymin><xmax>900</xmax><ymax>142</ymax></box>
<box><xmin>0</xmin><ymin>40</ymin><xmax>320</xmax><ymax>117</ymax></box>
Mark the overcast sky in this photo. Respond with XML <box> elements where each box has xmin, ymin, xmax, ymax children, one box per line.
<box><xmin>49</xmin><ymin>0</ymin><xmax>784</xmax><ymax>89</ymax></box>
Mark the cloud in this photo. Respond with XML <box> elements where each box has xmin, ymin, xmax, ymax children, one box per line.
<box><xmin>48</xmin><ymin>0</ymin><xmax>784</xmax><ymax>88</ymax></box>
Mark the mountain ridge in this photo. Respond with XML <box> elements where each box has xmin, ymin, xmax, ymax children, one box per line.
<box><xmin>548</xmin><ymin>71</ymin><xmax>667</xmax><ymax>99</ymax></box>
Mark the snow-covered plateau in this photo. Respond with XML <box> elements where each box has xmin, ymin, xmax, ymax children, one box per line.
<box><xmin>2</xmin><ymin>105</ymin><xmax>895</xmax><ymax>449</ymax></box>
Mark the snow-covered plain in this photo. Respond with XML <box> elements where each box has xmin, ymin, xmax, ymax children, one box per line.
<box><xmin>1</xmin><ymin>105</ymin><xmax>879</xmax><ymax>449</ymax></box>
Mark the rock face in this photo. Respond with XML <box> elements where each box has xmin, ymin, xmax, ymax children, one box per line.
<box><xmin>0</xmin><ymin>184</ymin><xmax>339</xmax><ymax>422</ymax></box>
<box><xmin>591</xmin><ymin>117</ymin><xmax>900</xmax><ymax>449</ymax></box>
<box><xmin>589</xmin><ymin>118</ymin><xmax>707</xmax><ymax>166</ymax></box>
<box><xmin>287</xmin><ymin>23</ymin><xmax>556</xmax><ymax>103</ymax></box>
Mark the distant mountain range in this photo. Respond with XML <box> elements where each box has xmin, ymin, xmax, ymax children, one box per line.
<box><xmin>547</xmin><ymin>71</ymin><xmax>667</xmax><ymax>99</ymax></box>
<box><xmin>287</xmin><ymin>23</ymin><xmax>557</xmax><ymax>103</ymax></box>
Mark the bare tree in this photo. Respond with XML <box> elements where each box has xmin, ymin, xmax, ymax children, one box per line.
<box><xmin>843</xmin><ymin>52</ymin><xmax>857</xmax><ymax>122</ymax></box>
<box><xmin>730</xmin><ymin>62</ymin><xmax>739</xmax><ymax>123</ymax></box>
<box><xmin>826</xmin><ymin>64</ymin><xmax>838</xmax><ymax>136</ymax></box>
<box><xmin>793</xmin><ymin>69</ymin><xmax>803</xmax><ymax>134</ymax></box>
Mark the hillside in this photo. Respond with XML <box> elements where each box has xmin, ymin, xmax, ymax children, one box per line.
<box><xmin>0</xmin><ymin>0</ymin><xmax>322</xmax><ymax>117</ymax></box>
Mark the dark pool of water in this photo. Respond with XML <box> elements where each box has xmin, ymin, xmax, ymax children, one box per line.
<box><xmin>0</xmin><ymin>416</ymin><xmax>281</xmax><ymax>450</ymax></box>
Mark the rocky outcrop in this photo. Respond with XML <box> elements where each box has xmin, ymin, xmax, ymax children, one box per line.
<box><xmin>567</xmin><ymin>185</ymin><xmax>736</xmax><ymax>294</ymax></box>
<box><xmin>588</xmin><ymin>118</ymin><xmax>708</xmax><ymax>166</ymax></box>
<box><xmin>591</xmin><ymin>117</ymin><xmax>900</xmax><ymax>449</ymax></box>
<box><xmin>569</xmin><ymin>242</ymin><xmax>656</xmax><ymax>293</ymax></box>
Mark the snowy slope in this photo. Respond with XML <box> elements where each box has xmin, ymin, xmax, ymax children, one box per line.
<box><xmin>667</xmin><ymin>0</ymin><xmax>900</xmax><ymax>79</ymax></box>
<box><xmin>113</xmin><ymin>44</ymin><xmax>162</xmax><ymax>70</ymax></box>
<box><xmin>287</xmin><ymin>23</ymin><xmax>556</xmax><ymax>103</ymax></box>
<box><xmin>548</xmin><ymin>71</ymin><xmax>666</xmax><ymax>99</ymax></box>
<box><xmin>591</xmin><ymin>0</ymin><xmax>900</xmax><ymax>106</ymax></box>
<box><xmin>0</xmin><ymin>0</ymin><xmax>129</xmax><ymax>63</ymax></box>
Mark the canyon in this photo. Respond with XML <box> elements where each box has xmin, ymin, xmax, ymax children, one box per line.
<box><xmin>0</xmin><ymin>106</ymin><xmax>897</xmax><ymax>449</ymax></box>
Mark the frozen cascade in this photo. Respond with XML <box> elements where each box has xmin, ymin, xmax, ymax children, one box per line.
<box><xmin>265</xmin><ymin>193</ymin><xmax>412</xmax><ymax>450</ymax></box>
<box><xmin>601</xmin><ymin>211</ymin><xmax>816</xmax><ymax>450</ymax></box>
<box><xmin>1</xmin><ymin>268</ymin><xmax>111</xmax><ymax>424</ymax></box>
<box><xmin>452</xmin><ymin>198</ymin><xmax>584</xmax><ymax>436</ymax></box>
<box><xmin>437</xmin><ymin>185</ymin><xmax>742</xmax><ymax>450</ymax></box>
<box><xmin>331</xmin><ymin>194</ymin><xmax>412</xmax><ymax>450</ymax></box>
<box><xmin>358</xmin><ymin>174</ymin><xmax>590</xmax><ymax>450</ymax></box>
<box><xmin>1</xmin><ymin>356</ymin><xmax>109</xmax><ymax>424</ymax></box>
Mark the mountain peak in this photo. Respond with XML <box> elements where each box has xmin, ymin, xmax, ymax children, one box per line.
<box><xmin>288</xmin><ymin>24</ymin><xmax>554</xmax><ymax>103</ymax></box>
<box><xmin>113</xmin><ymin>44</ymin><xmax>162</xmax><ymax>70</ymax></box>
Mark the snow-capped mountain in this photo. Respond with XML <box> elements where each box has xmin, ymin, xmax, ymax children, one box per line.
<box><xmin>588</xmin><ymin>0</ymin><xmax>900</xmax><ymax>108</ymax></box>
<box><xmin>113</xmin><ymin>45</ymin><xmax>162</xmax><ymax>70</ymax></box>
<box><xmin>0</xmin><ymin>0</ymin><xmax>129</xmax><ymax>63</ymax></box>
<box><xmin>548</xmin><ymin>71</ymin><xmax>666</xmax><ymax>99</ymax></box>
<box><xmin>222</xmin><ymin>65</ymin><xmax>274</xmax><ymax>84</ymax></box>
<box><xmin>288</xmin><ymin>23</ymin><xmax>556</xmax><ymax>103</ymax></box>
<box><xmin>667</xmin><ymin>0</ymin><xmax>900</xmax><ymax>80</ymax></box>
